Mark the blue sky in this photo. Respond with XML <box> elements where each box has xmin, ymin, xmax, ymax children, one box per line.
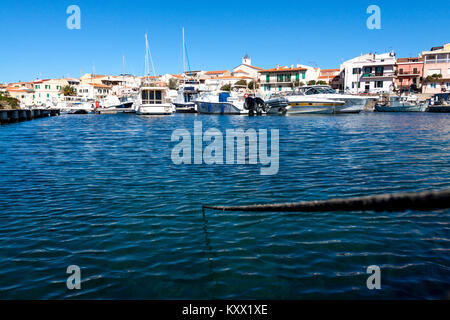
<box><xmin>0</xmin><ymin>0</ymin><xmax>448</xmax><ymax>83</ymax></box>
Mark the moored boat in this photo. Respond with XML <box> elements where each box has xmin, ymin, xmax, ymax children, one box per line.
<box><xmin>296</xmin><ymin>85</ymin><xmax>372</xmax><ymax>113</ymax></box>
<box><xmin>136</xmin><ymin>86</ymin><xmax>173</xmax><ymax>115</ymax></box>
<box><xmin>195</xmin><ymin>91</ymin><xmax>248</xmax><ymax>115</ymax></box>
<box><xmin>375</xmin><ymin>95</ymin><xmax>427</xmax><ymax>112</ymax></box>
<box><xmin>265</xmin><ymin>92</ymin><xmax>345</xmax><ymax>115</ymax></box>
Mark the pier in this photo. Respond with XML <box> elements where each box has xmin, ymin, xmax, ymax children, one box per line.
<box><xmin>0</xmin><ymin>109</ymin><xmax>60</xmax><ymax>124</ymax></box>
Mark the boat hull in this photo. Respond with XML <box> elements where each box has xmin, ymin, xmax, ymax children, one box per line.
<box><xmin>136</xmin><ymin>104</ymin><xmax>174</xmax><ymax>115</ymax></box>
<box><xmin>427</xmin><ymin>106</ymin><xmax>450</xmax><ymax>113</ymax></box>
<box><xmin>280</xmin><ymin>102</ymin><xmax>346</xmax><ymax>115</ymax></box>
<box><xmin>174</xmin><ymin>103</ymin><xmax>197</xmax><ymax>113</ymax></box>
<box><xmin>196</xmin><ymin>102</ymin><xmax>246</xmax><ymax>115</ymax></box>
<box><xmin>375</xmin><ymin>105</ymin><xmax>427</xmax><ymax>112</ymax></box>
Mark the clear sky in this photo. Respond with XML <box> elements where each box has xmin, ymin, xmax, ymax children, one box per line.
<box><xmin>0</xmin><ymin>0</ymin><xmax>448</xmax><ymax>83</ymax></box>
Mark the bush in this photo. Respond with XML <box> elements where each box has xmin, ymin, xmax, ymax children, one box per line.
<box><xmin>316</xmin><ymin>80</ymin><xmax>327</xmax><ymax>85</ymax></box>
<box><xmin>0</xmin><ymin>92</ymin><xmax>20</xmax><ymax>109</ymax></box>
<box><xmin>307</xmin><ymin>80</ymin><xmax>317</xmax><ymax>85</ymax></box>
<box><xmin>248</xmin><ymin>81</ymin><xmax>259</xmax><ymax>90</ymax></box>
<box><xmin>168</xmin><ymin>78</ymin><xmax>179</xmax><ymax>90</ymax></box>
<box><xmin>220</xmin><ymin>84</ymin><xmax>231</xmax><ymax>92</ymax></box>
<box><xmin>234</xmin><ymin>79</ymin><xmax>247</xmax><ymax>87</ymax></box>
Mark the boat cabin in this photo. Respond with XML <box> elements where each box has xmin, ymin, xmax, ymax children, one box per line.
<box><xmin>141</xmin><ymin>87</ymin><xmax>168</xmax><ymax>105</ymax></box>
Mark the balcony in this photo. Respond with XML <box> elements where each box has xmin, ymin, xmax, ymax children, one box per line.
<box><xmin>361</xmin><ymin>72</ymin><xmax>395</xmax><ymax>79</ymax></box>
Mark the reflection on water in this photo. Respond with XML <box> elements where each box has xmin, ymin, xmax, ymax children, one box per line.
<box><xmin>0</xmin><ymin>113</ymin><xmax>449</xmax><ymax>299</ymax></box>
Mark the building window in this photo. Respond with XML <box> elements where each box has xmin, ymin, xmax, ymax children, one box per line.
<box><xmin>364</xmin><ymin>67</ymin><xmax>372</xmax><ymax>75</ymax></box>
<box><xmin>278</xmin><ymin>86</ymin><xmax>282</xmax><ymax>91</ymax></box>
<box><xmin>375</xmin><ymin>67</ymin><xmax>384</xmax><ymax>76</ymax></box>
<box><xmin>413</xmin><ymin>68</ymin><xmax>418</xmax><ymax>74</ymax></box>
<box><xmin>302</xmin><ymin>72</ymin><xmax>305</xmax><ymax>79</ymax></box>
<box><xmin>375</xmin><ymin>81</ymin><xmax>383</xmax><ymax>88</ymax></box>
<box><xmin>296</xmin><ymin>73</ymin><xmax>300</xmax><ymax>81</ymax></box>
<box><xmin>352</xmin><ymin>68</ymin><xmax>361</xmax><ymax>74</ymax></box>
<box><xmin>429</xmin><ymin>83</ymin><xmax>437</xmax><ymax>89</ymax></box>
<box><xmin>399</xmin><ymin>69</ymin><xmax>404</xmax><ymax>75</ymax></box>
<box><xmin>266</xmin><ymin>75</ymin><xmax>270</xmax><ymax>83</ymax></box>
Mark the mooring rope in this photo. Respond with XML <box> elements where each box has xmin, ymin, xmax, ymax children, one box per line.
<box><xmin>202</xmin><ymin>189</ymin><xmax>450</xmax><ymax>213</ymax></box>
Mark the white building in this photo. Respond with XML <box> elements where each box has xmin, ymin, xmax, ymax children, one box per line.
<box><xmin>76</xmin><ymin>82</ymin><xmax>112</xmax><ymax>100</ymax></box>
<box><xmin>340</xmin><ymin>52</ymin><xmax>397</xmax><ymax>94</ymax></box>
<box><xmin>258</xmin><ymin>64</ymin><xmax>320</xmax><ymax>94</ymax></box>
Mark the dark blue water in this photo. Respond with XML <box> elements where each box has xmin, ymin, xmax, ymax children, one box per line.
<box><xmin>0</xmin><ymin>113</ymin><xmax>449</xmax><ymax>299</ymax></box>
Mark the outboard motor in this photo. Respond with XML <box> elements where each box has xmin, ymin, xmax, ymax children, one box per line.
<box><xmin>245</xmin><ymin>97</ymin><xmax>269</xmax><ymax>115</ymax></box>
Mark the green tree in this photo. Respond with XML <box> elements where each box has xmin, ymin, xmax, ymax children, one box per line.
<box><xmin>220</xmin><ymin>84</ymin><xmax>231</xmax><ymax>92</ymax></box>
<box><xmin>316</xmin><ymin>80</ymin><xmax>327</xmax><ymax>85</ymax></box>
<box><xmin>60</xmin><ymin>85</ymin><xmax>76</xmax><ymax>96</ymax></box>
<box><xmin>307</xmin><ymin>80</ymin><xmax>317</xmax><ymax>85</ymax></box>
<box><xmin>248</xmin><ymin>81</ymin><xmax>259</xmax><ymax>90</ymax></box>
<box><xmin>168</xmin><ymin>78</ymin><xmax>179</xmax><ymax>90</ymax></box>
<box><xmin>234</xmin><ymin>79</ymin><xmax>247</xmax><ymax>87</ymax></box>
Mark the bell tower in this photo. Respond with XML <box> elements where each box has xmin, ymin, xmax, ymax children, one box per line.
<box><xmin>242</xmin><ymin>53</ymin><xmax>251</xmax><ymax>66</ymax></box>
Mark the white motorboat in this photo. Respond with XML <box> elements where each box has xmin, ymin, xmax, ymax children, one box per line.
<box><xmin>265</xmin><ymin>92</ymin><xmax>345</xmax><ymax>115</ymax></box>
<box><xmin>135</xmin><ymin>33</ymin><xmax>174</xmax><ymax>115</ymax></box>
<box><xmin>375</xmin><ymin>95</ymin><xmax>427</xmax><ymax>112</ymax></box>
<box><xmin>195</xmin><ymin>91</ymin><xmax>248</xmax><ymax>115</ymax></box>
<box><xmin>136</xmin><ymin>86</ymin><xmax>173</xmax><ymax>115</ymax></box>
<box><xmin>296</xmin><ymin>85</ymin><xmax>373</xmax><ymax>113</ymax></box>
<box><xmin>173</xmin><ymin>85</ymin><xmax>199</xmax><ymax>113</ymax></box>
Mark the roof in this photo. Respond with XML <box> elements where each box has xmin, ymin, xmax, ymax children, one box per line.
<box><xmin>85</xmin><ymin>82</ymin><xmax>112</xmax><ymax>88</ymax></box>
<box><xmin>204</xmin><ymin>70</ymin><xmax>229</xmax><ymax>75</ymax></box>
<box><xmin>259</xmin><ymin>66</ymin><xmax>307</xmax><ymax>73</ymax></box>
<box><xmin>397</xmin><ymin>57</ymin><xmax>423</xmax><ymax>63</ymax></box>
<box><xmin>320</xmin><ymin>68</ymin><xmax>340</xmax><ymax>72</ymax></box>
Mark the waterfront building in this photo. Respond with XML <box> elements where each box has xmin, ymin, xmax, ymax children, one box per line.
<box><xmin>232</xmin><ymin>54</ymin><xmax>263</xmax><ymax>79</ymax></box>
<box><xmin>258</xmin><ymin>65</ymin><xmax>318</xmax><ymax>94</ymax></box>
<box><xmin>33</xmin><ymin>78</ymin><xmax>73</xmax><ymax>105</ymax></box>
<box><xmin>5</xmin><ymin>86</ymin><xmax>35</xmax><ymax>106</ymax></box>
<box><xmin>204</xmin><ymin>75</ymin><xmax>253</xmax><ymax>91</ymax></box>
<box><xmin>318</xmin><ymin>69</ymin><xmax>340</xmax><ymax>89</ymax></box>
<box><xmin>422</xmin><ymin>43</ymin><xmax>450</xmax><ymax>94</ymax></box>
<box><xmin>340</xmin><ymin>52</ymin><xmax>397</xmax><ymax>94</ymax></box>
<box><xmin>76</xmin><ymin>82</ymin><xmax>112</xmax><ymax>100</ymax></box>
<box><xmin>203</xmin><ymin>70</ymin><xmax>232</xmax><ymax>79</ymax></box>
<box><xmin>395</xmin><ymin>57</ymin><xmax>423</xmax><ymax>92</ymax></box>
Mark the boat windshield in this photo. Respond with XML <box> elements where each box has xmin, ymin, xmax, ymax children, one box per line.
<box><xmin>299</xmin><ymin>86</ymin><xmax>337</xmax><ymax>95</ymax></box>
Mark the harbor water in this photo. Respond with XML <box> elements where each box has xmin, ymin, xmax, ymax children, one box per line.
<box><xmin>0</xmin><ymin>113</ymin><xmax>449</xmax><ymax>299</ymax></box>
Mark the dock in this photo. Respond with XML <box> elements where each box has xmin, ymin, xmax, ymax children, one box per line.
<box><xmin>0</xmin><ymin>109</ymin><xmax>60</xmax><ymax>124</ymax></box>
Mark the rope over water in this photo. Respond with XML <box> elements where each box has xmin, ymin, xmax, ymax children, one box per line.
<box><xmin>202</xmin><ymin>189</ymin><xmax>450</xmax><ymax>213</ymax></box>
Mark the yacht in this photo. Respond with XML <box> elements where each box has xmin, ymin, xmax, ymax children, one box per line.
<box><xmin>375</xmin><ymin>95</ymin><xmax>427</xmax><ymax>112</ymax></box>
<box><xmin>174</xmin><ymin>27</ymin><xmax>199</xmax><ymax>113</ymax></box>
<box><xmin>265</xmin><ymin>92</ymin><xmax>345</xmax><ymax>115</ymax></box>
<box><xmin>195</xmin><ymin>91</ymin><xmax>248</xmax><ymax>115</ymax></box>
<box><xmin>173</xmin><ymin>85</ymin><xmax>199</xmax><ymax>113</ymax></box>
<box><xmin>296</xmin><ymin>85</ymin><xmax>372</xmax><ymax>113</ymax></box>
<box><xmin>136</xmin><ymin>86</ymin><xmax>173</xmax><ymax>115</ymax></box>
<box><xmin>135</xmin><ymin>33</ymin><xmax>174</xmax><ymax>115</ymax></box>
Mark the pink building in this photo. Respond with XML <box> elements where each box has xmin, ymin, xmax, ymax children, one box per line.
<box><xmin>395</xmin><ymin>57</ymin><xmax>423</xmax><ymax>92</ymax></box>
<box><xmin>422</xmin><ymin>44</ymin><xmax>450</xmax><ymax>94</ymax></box>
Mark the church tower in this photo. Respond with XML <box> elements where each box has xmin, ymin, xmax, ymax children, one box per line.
<box><xmin>242</xmin><ymin>53</ymin><xmax>251</xmax><ymax>66</ymax></box>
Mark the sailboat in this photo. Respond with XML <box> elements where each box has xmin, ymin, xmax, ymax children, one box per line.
<box><xmin>173</xmin><ymin>27</ymin><xmax>200</xmax><ymax>113</ymax></box>
<box><xmin>135</xmin><ymin>33</ymin><xmax>174</xmax><ymax>115</ymax></box>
